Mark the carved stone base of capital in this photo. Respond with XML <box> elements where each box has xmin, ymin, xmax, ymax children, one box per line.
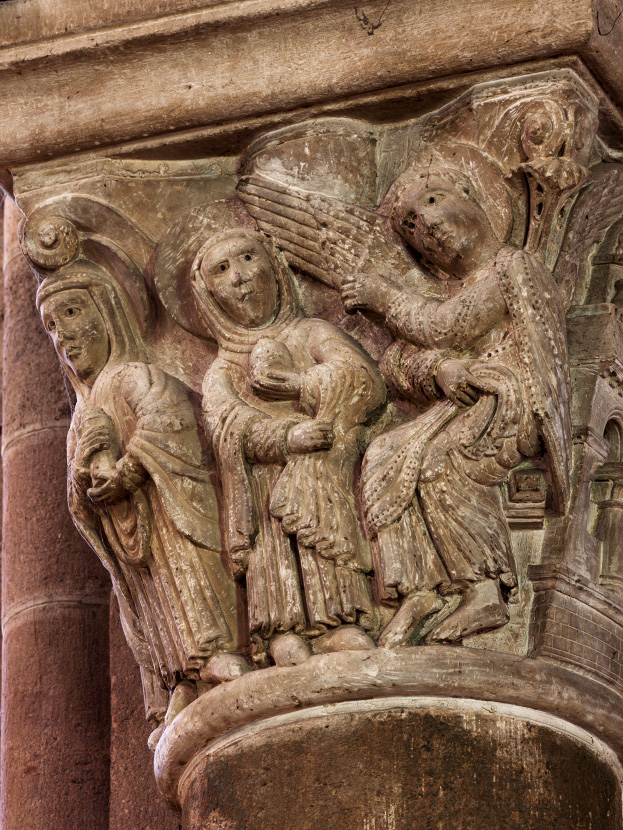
<box><xmin>155</xmin><ymin>648</ymin><xmax>623</xmax><ymax>827</ymax></box>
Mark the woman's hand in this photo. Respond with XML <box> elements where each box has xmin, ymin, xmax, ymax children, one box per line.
<box><xmin>436</xmin><ymin>359</ymin><xmax>497</xmax><ymax>407</ymax></box>
<box><xmin>75</xmin><ymin>422</ymin><xmax>114</xmax><ymax>470</ymax></box>
<box><xmin>287</xmin><ymin>420</ymin><xmax>334</xmax><ymax>454</ymax></box>
<box><xmin>251</xmin><ymin>370</ymin><xmax>301</xmax><ymax>401</ymax></box>
<box><xmin>341</xmin><ymin>273</ymin><xmax>401</xmax><ymax>315</ymax></box>
<box><xmin>88</xmin><ymin>468</ymin><xmax>127</xmax><ymax>505</ymax></box>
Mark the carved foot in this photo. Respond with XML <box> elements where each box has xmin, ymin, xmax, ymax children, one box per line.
<box><xmin>427</xmin><ymin>579</ymin><xmax>509</xmax><ymax>644</ymax></box>
<box><xmin>200</xmin><ymin>652</ymin><xmax>253</xmax><ymax>683</ymax></box>
<box><xmin>270</xmin><ymin>632</ymin><xmax>312</xmax><ymax>667</ymax></box>
<box><xmin>378</xmin><ymin>591</ymin><xmax>445</xmax><ymax>648</ymax></box>
<box><xmin>312</xmin><ymin>624</ymin><xmax>375</xmax><ymax>654</ymax></box>
<box><xmin>164</xmin><ymin>680</ymin><xmax>198</xmax><ymax>727</ymax></box>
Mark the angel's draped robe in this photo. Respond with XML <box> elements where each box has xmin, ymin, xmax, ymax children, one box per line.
<box><xmin>68</xmin><ymin>362</ymin><xmax>238</xmax><ymax>692</ymax></box>
<box><xmin>362</xmin><ymin>247</ymin><xmax>571</xmax><ymax>601</ymax></box>
<box><xmin>203</xmin><ymin>317</ymin><xmax>386</xmax><ymax>638</ymax></box>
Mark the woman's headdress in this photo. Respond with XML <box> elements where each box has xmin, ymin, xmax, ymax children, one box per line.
<box><xmin>190</xmin><ymin>229</ymin><xmax>299</xmax><ymax>356</ymax></box>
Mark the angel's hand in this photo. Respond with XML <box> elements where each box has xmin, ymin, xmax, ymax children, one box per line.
<box><xmin>287</xmin><ymin>420</ymin><xmax>334</xmax><ymax>454</ymax></box>
<box><xmin>87</xmin><ymin>469</ymin><xmax>127</xmax><ymax>505</ymax></box>
<box><xmin>251</xmin><ymin>370</ymin><xmax>301</xmax><ymax>401</ymax></box>
<box><xmin>436</xmin><ymin>359</ymin><xmax>498</xmax><ymax>407</ymax></box>
<box><xmin>341</xmin><ymin>273</ymin><xmax>401</xmax><ymax>315</ymax></box>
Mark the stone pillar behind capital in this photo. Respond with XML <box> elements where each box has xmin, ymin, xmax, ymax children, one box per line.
<box><xmin>0</xmin><ymin>199</ymin><xmax>111</xmax><ymax>830</ymax></box>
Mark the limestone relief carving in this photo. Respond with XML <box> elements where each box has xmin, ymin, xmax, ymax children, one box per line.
<box><xmin>15</xmin><ymin>68</ymin><xmax>623</xmax><ymax>740</ymax></box>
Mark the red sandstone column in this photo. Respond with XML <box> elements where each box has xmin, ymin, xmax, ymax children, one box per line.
<box><xmin>0</xmin><ymin>199</ymin><xmax>111</xmax><ymax>829</ymax></box>
<box><xmin>109</xmin><ymin>603</ymin><xmax>179</xmax><ymax>830</ymax></box>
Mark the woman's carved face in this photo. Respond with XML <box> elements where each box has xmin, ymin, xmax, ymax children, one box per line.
<box><xmin>200</xmin><ymin>236</ymin><xmax>279</xmax><ymax>328</ymax></box>
<box><xmin>40</xmin><ymin>288</ymin><xmax>109</xmax><ymax>386</ymax></box>
<box><xmin>393</xmin><ymin>175</ymin><xmax>497</xmax><ymax>277</ymax></box>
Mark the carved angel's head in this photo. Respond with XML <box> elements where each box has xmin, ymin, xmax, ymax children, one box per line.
<box><xmin>393</xmin><ymin>174</ymin><xmax>499</xmax><ymax>277</ymax></box>
<box><xmin>192</xmin><ymin>230</ymin><xmax>280</xmax><ymax>328</ymax></box>
<box><xmin>37</xmin><ymin>263</ymin><xmax>146</xmax><ymax>392</ymax></box>
<box><xmin>390</xmin><ymin>144</ymin><xmax>514</xmax><ymax>279</ymax></box>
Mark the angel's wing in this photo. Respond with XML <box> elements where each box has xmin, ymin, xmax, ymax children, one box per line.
<box><xmin>555</xmin><ymin>165</ymin><xmax>623</xmax><ymax>309</ymax></box>
<box><xmin>237</xmin><ymin>174</ymin><xmax>441</xmax><ymax>297</ymax></box>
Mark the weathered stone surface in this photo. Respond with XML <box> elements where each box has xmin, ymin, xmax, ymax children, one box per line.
<box><xmin>181</xmin><ymin>699</ymin><xmax>623</xmax><ymax>830</ymax></box>
<box><xmin>1</xmin><ymin>1</ymin><xmax>623</xmax><ymax>189</ymax></box>
<box><xmin>155</xmin><ymin>646</ymin><xmax>623</xmax><ymax>809</ymax></box>
<box><xmin>4</xmin><ymin>1</ymin><xmax>623</xmax><ymax>824</ymax></box>
<box><xmin>109</xmin><ymin>602</ymin><xmax>180</xmax><ymax>830</ymax></box>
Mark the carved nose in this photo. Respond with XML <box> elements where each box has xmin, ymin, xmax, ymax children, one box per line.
<box><xmin>233</xmin><ymin>264</ymin><xmax>252</xmax><ymax>285</ymax></box>
<box><xmin>56</xmin><ymin>327</ymin><xmax>74</xmax><ymax>345</ymax></box>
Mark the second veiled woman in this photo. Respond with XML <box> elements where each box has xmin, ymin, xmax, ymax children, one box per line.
<box><xmin>193</xmin><ymin>229</ymin><xmax>386</xmax><ymax>660</ymax></box>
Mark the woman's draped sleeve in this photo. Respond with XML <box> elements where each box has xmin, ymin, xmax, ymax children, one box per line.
<box><xmin>118</xmin><ymin>362</ymin><xmax>222</xmax><ymax>551</ymax></box>
<box><xmin>203</xmin><ymin>358</ymin><xmax>295</xmax><ymax>559</ymax></box>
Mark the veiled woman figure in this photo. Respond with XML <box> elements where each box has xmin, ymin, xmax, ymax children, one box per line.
<box><xmin>37</xmin><ymin>263</ymin><xmax>244</xmax><ymax>727</ymax></box>
<box><xmin>193</xmin><ymin>229</ymin><xmax>386</xmax><ymax>662</ymax></box>
<box><xmin>341</xmin><ymin>144</ymin><xmax>571</xmax><ymax>645</ymax></box>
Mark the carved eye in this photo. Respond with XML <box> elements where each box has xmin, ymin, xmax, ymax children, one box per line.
<box><xmin>65</xmin><ymin>307</ymin><xmax>78</xmax><ymax>318</ymax></box>
<box><xmin>218</xmin><ymin>262</ymin><xmax>228</xmax><ymax>272</ymax></box>
<box><xmin>426</xmin><ymin>193</ymin><xmax>444</xmax><ymax>206</ymax></box>
<box><xmin>47</xmin><ymin>320</ymin><xmax>56</xmax><ymax>332</ymax></box>
<box><xmin>243</xmin><ymin>253</ymin><xmax>253</xmax><ymax>262</ymax></box>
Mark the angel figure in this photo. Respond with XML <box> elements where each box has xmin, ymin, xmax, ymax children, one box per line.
<box><xmin>192</xmin><ymin>229</ymin><xmax>386</xmax><ymax>664</ymax></box>
<box><xmin>37</xmin><ymin>264</ymin><xmax>245</xmax><ymax>736</ymax></box>
<box><xmin>338</xmin><ymin>145</ymin><xmax>572</xmax><ymax>645</ymax></box>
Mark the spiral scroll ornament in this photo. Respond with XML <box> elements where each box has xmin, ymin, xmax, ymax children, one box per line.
<box><xmin>20</xmin><ymin>215</ymin><xmax>80</xmax><ymax>269</ymax></box>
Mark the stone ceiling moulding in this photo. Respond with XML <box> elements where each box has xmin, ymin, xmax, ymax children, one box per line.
<box><xmin>1</xmin><ymin>0</ymin><xmax>623</xmax><ymax>196</ymax></box>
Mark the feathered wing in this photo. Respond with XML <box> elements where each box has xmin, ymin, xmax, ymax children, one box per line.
<box><xmin>237</xmin><ymin>173</ymin><xmax>442</xmax><ymax>297</ymax></box>
<box><xmin>555</xmin><ymin>164</ymin><xmax>623</xmax><ymax>308</ymax></box>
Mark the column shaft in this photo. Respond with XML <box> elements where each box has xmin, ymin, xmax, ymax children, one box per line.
<box><xmin>0</xmin><ymin>199</ymin><xmax>111</xmax><ymax>830</ymax></box>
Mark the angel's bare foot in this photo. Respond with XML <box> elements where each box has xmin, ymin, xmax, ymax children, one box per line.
<box><xmin>164</xmin><ymin>680</ymin><xmax>197</xmax><ymax>727</ymax></box>
<box><xmin>270</xmin><ymin>632</ymin><xmax>312</xmax><ymax>666</ymax></box>
<box><xmin>200</xmin><ymin>652</ymin><xmax>252</xmax><ymax>683</ymax></box>
<box><xmin>312</xmin><ymin>624</ymin><xmax>375</xmax><ymax>654</ymax></box>
<box><xmin>379</xmin><ymin>591</ymin><xmax>445</xmax><ymax>648</ymax></box>
<box><xmin>426</xmin><ymin>579</ymin><xmax>509</xmax><ymax>644</ymax></box>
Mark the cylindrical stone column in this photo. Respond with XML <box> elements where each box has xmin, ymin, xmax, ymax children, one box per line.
<box><xmin>0</xmin><ymin>199</ymin><xmax>111</xmax><ymax>829</ymax></box>
<box><xmin>109</xmin><ymin>602</ymin><xmax>179</xmax><ymax>830</ymax></box>
<box><xmin>156</xmin><ymin>648</ymin><xmax>623</xmax><ymax>829</ymax></box>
